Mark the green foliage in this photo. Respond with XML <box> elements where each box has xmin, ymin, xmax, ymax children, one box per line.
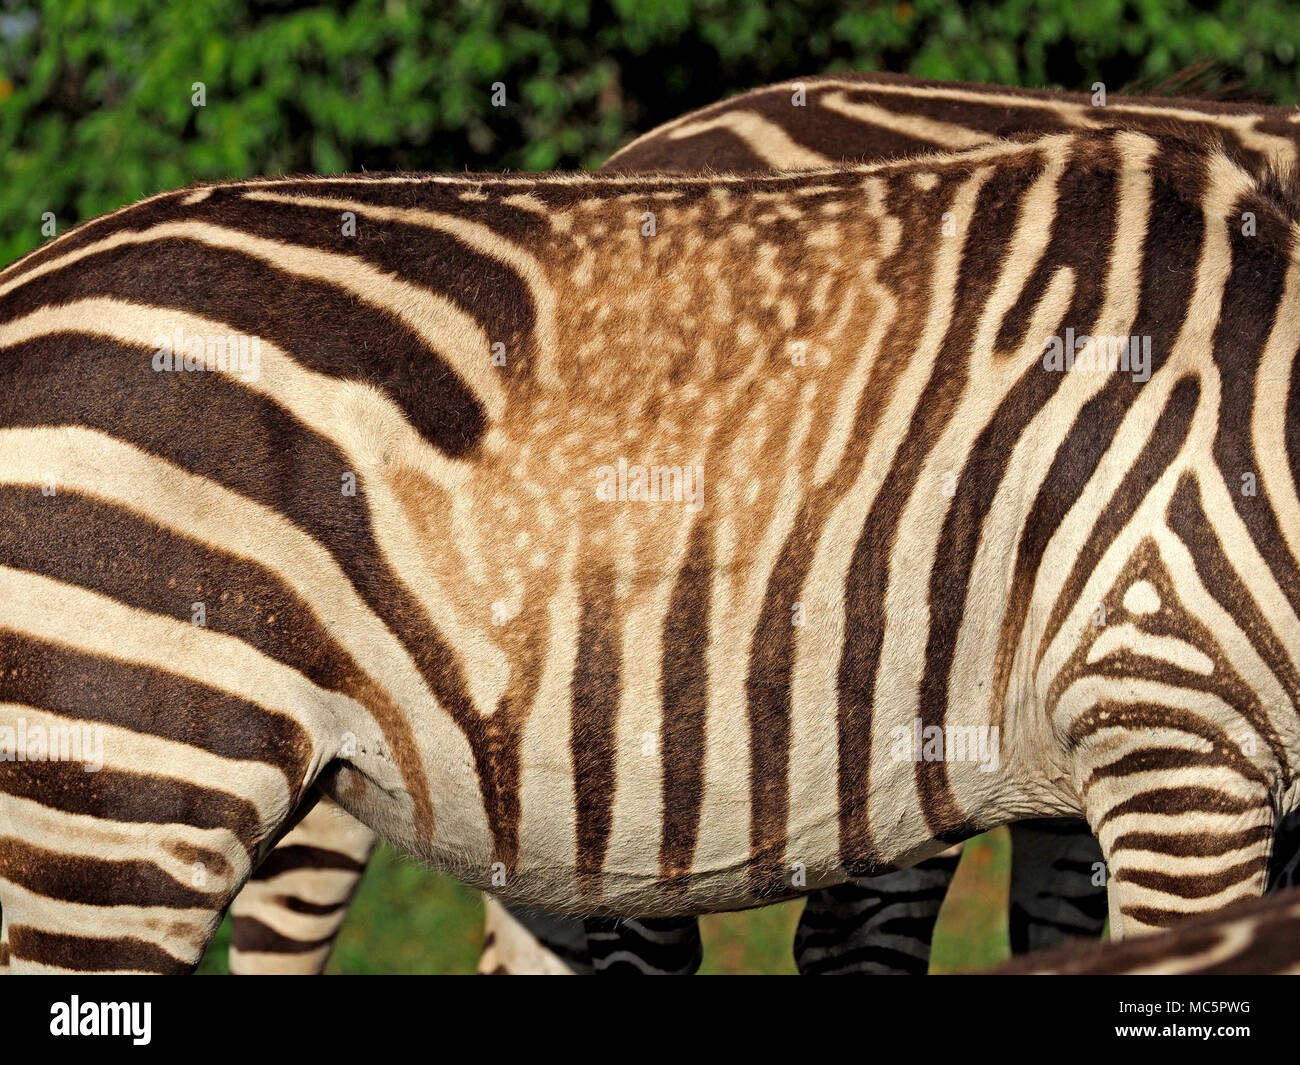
<box><xmin>2</xmin><ymin>0</ymin><xmax>1299</xmax><ymax>265</ymax></box>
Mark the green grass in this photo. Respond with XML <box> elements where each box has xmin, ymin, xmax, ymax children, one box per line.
<box><xmin>199</xmin><ymin>828</ymin><xmax>1012</xmax><ymax>974</ymax></box>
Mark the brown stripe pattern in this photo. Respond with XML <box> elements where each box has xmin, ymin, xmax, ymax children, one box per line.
<box><xmin>5</xmin><ymin>75</ymin><xmax>1300</xmax><ymax>978</ymax></box>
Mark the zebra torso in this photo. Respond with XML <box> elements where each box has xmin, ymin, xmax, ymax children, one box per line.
<box><xmin>225</xmin><ymin>72</ymin><xmax>1300</xmax><ymax>972</ymax></box>
<box><xmin>4</xmin><ymin>126</ymin><xmax>1300</xmax><ymax>970</ymax></box>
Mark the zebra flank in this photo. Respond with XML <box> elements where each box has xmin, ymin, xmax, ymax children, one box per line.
<box><xmin>4</xmin><ymin>117</ymin><xmax>1300</xmax><ymax>973</ymax></box>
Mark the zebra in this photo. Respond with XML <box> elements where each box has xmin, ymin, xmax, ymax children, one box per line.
<box><xmin>602</xmin><ymin>69</ymin><xmax>1300</xmax><ymax>175</ymax></box>
<box><xmin>3</xmin><ymin>124</ymin><xmax>1299</xmax><ymax>973</ymax></box>
<box><xmin>229</xmin><ymin>71</ymin><xmax>1300</xmax><ymax>975</ymax></box>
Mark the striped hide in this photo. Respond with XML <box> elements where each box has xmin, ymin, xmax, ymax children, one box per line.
<box><xmin>4</xmin><ymin>125</ymin><xmax>1300</xmax><ymax>972</ymax></box>
<box><xmin>603</xmin><ymin>70</ymin><xmax>1300</xmax><ymax>175</ymax></box>
<box><xmin>230</xmin><ymin>71</ymin><xmax>1300</xmax><ymax>975</ymax></box>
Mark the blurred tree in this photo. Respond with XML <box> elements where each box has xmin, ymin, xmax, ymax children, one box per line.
<box><xmin>1</xmin><ymin>0</ymin><xmax>1298</xmax><ymax>264</ymax></box>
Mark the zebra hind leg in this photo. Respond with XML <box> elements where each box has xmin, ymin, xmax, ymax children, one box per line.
<box><xmin>0</xmin><ymin>793</ymin><xmax>255</xmax><ymax>974</ymax></box>
<box><xmin>0</xmin><ymin>688</ymin><xmax>335</xmax><ymax>972</ymax></box>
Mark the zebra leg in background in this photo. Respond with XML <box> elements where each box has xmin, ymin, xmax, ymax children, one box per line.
<box><xmin>480</xmin><ymin>899</ymin><xmax>593</xmax><ymax>975</ymax></box>
<box><xmin>1266</xmin><ymin>808</ymin><xmax>1300</xmax><ymax>893</ymax></box>
<box><xmin>793</xmin><ymin>848</ymin><xmax>963</xmax><ymax>975</ymax></box>
<box><xmin>582</xmin><ymin>915</ymin><xmax>703</xmax><ymax>974</ymax></box>
<box><xmin>1007</xmin><ymin>819</ymin><xmax>1107</xmax><ymax>952</ymax></box>
<box><xmin>228</xmin><ymin>799</ymin><xmax>598</xmax><ymax>977</ymax></box>
<box><xmin>229</xmin><ymin>795</ymin><xmax>376</xmax><ymax>974</ymax></box>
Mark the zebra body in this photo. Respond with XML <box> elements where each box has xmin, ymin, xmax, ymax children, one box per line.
<box><xmin>3</xmin><ymin>125</ymin><xmax>1299</xmax><ymax>970</ymax></box>
<box><xmin>604</xmin><ymin>70</ymin><xmax>1300</xmax><ymax>174</ymax></box>
<box><xmin>230</xmin><ymin>71</ymin><xmax>1300</xmax><ymax>976</ymax></box>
